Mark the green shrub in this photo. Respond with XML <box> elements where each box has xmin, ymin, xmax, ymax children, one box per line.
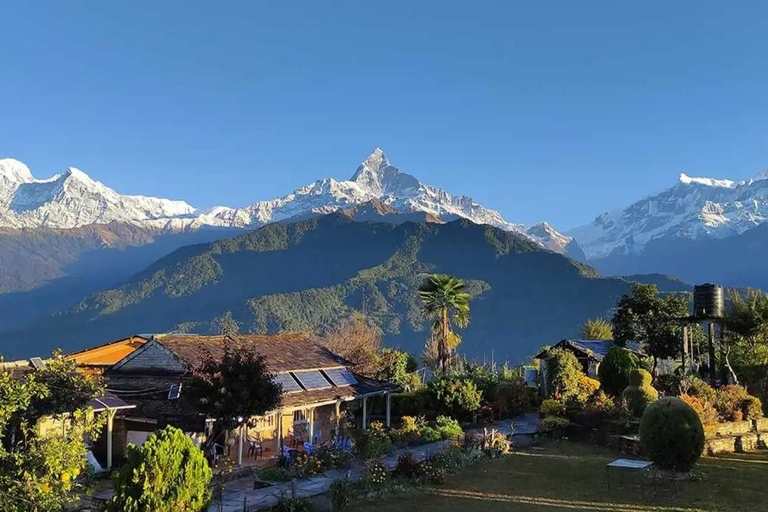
<box><xmin>685</xmin><ymin>376</ymin><xmax>717</xmax><ymax>403</ymax></box>
<box><xmin>585</xmin><ymin>390</ymin><xmax>617</xmax><ymax>417</ymax></box>
<box><xmin>716</xmin><ymin>384</ymin><xmax>746</xmax><ymax>421</ymax></box>
<box><xmin>356</xmin><ymin>421</ymin><xmax>394</xmax><ymax>459</ymax></box>
<box><xmin>419</xmin><ymin>426</ymin><xmax>442</xmax><ymax>443</ymax></box>
<box><xmin>598</xmin><ymin>347</ymin><xmax>640</xmax><ymax>396</ymax></box>
<box><xmin>272</xmin><ymin>495</ymin><xmax>314</xmax><ymax>512</ymax></box>
<box><xmin>259</xmin><ymin>466</ymin><xmax>292</xmax><ymax>482</ymax></box>
<box><xmin>108</xmin><ymin>426</ymin><xmax>211</xmax><ymax>512</ymax></box>
<box><xmin>541</xmin><ymin>416</ymin><xmax>570</xmax><ymax>438</ymax></box>
<box><xmin>435</xmin><ymin>416</ymin><xmax>463</xmax><ymax>439</ymax></box>
<box><xmin>680</xmin><ymin>393</ymin><xmax>719</xmax><ymax>425</ymax></box>
<box><xmin>313</xmin><ymin>445</ymin><xmax>354</xmax><ymax>470</ymax></box>
<box><xmin>394</xmin><ymin>452</ymin><xmax>423</xmax><ymax>480</ymax></box>
<box><xmin>495</xmin><ymin>377</ymin><xmax>534</xmax><ymax>416</ymax></box>
<box><xmin>628</xmin><ymin>368</ymin><xmax>652</xmax><ymax>387</ymax></box>
<box><xmin>640</xmin><ymin>397</ymin><xmax>704</xmax><ymax>472</ymax></box>
<box><xmin>714</xmin><ymin>384</ymin><xmax>763</xmax><ymax>422</ymax></box>
<box><xmin>329</xmin><ymin>478</ymin><xmax>355</xmax><ymax>510</ymax></box>
<box><xmin>420</xmin><ymin>457</ymin><xmax>446</xmax><ymax>484</ymax></box>
<box><xmin>427</xmin><ymin>377</ymin><xmax>483</xmax><ymax>419</ymax></box>
<box><xmin>539</xmin><ymin>399</ymin><xmax>565</xmax><ymax>417</ymax></box>
<box><xmin>744</xmin><ymin>395</ymin><xmax>764</xmax><ymax>421</ymax></box>
<box><xmin>622</xmin><ymin>369</ymin><xmax>659</xmax><ymax>417</ymax></box>
<box><xmin>545</xmin><ymin>348</ymin><xmax>584</xmax><ymax>399</ymax></box>
<box><xmin>362</xmin><ymin>458</ymin><xmax>389</xmax><ymax>489</ymax></box>
<box><xmin>654</xmin><ymin>372</ymin><xmax>685</xmax><ymax>396</ymax></box>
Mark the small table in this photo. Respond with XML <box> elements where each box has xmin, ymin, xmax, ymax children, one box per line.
<box><xmin>606</xmin><ymin>458</ymin><xmax>653</xmax><ymax>490</ymax></box>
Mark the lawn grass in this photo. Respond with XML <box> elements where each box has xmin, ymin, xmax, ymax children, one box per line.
<box><xmin>352</xmin><ymin>441</ymin><xmax>768</xmax><ymax>511</ymax></box>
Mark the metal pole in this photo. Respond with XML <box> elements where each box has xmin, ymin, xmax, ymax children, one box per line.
<box><xmin>385</xmin><ymin>393</ymin><xmax>391</xmax><ymax>428</ymax></box>
<box><xmin>106</xmin><ymin>409</ymin><xmax>115</xmax><ymax>469</ymax></box>
<box><xmin>708</xmin><ymin>322</ymin><xmax>717</xmax><ymax>384</ymax></box>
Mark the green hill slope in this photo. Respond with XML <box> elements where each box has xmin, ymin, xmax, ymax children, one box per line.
<box><xmin>4</xmin><ymin>214</ymin><xmax>688</xmax><ymax>361</ymax></box>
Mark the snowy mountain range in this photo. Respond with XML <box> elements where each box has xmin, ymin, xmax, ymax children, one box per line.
<box><xmin>0</xmin><ymin>149</ymin><xmax>580</xmax><ymax>257</ymax></box>
<box><xmin>569</xmin><ymin>170</ymin><xmax>768</xmax><ymax>260</ymax></box>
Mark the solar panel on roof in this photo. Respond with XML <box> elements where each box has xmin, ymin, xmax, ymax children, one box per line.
<box><xmin>168</xmin><ymin>383</ymin><xmax>182</xmax><ymax>400</ymax></box>
<box><xmin>324</xmin><ymin>368</ymin><xmax>357</xmax><ymax>386</ymax></box>
<box><xmin>29</xmin><ymin>357</ymin><xmax>45</xmax><ymax>370</ymax></box>
<box><xmin>274</xmin><ymin>373</ymin><xmax>302</xmax><ymax>393</ymax></box>
<box><xmin>293</xmin><ymin>370</ymin><xmax>332</xmax><ymax>390</ymax></box>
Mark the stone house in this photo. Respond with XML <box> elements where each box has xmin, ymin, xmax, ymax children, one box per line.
<box><xmin>102</xmin><ymin>332</ymin><xmax>397</xmax><ymax>465</ymax></box>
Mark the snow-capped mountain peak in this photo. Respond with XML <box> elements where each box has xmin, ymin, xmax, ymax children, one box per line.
<box><xmin>350</xmin><ymin>148</ymin><xmax>420</xmax><ymax>197</ymax></box>
<box><xmin>678</xmin><ymin>172</ymin><xmax>736</xmax><ymax>189</ymax></box>
<box><xmin>0</xmin><ymin>158</ymin><xmax>35</xmax><ymax>184</ymax></box>
<box><xmin>0</xmin><ymin>160</ymin><xmax>196</xmax><ymax>229</ymax></box>
<box><xmin>569</xmin><ymin>168</ymin><xmax>768</xmax><ymax>260</ymax></box>
<box><xmin>0</xmin><ymin>149</ymin><xmax>579</xmax><ymax>257</ymax></box>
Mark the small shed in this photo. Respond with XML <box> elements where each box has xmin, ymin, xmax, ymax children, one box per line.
<box><xmin>535</xmin><ymin>339</ymin><xmax>634</xmax><ymax>381</ymax></box>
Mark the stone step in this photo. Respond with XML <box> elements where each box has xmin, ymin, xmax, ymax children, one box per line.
<box><xmin>706</xmin><ymin>432</ymin><xmax>768</xmax><ymax>455</ymax></box>
<box><xmin>705</xmin><ymin>420</ymin><xmax>754</xmax><ymax>439</ymax></box>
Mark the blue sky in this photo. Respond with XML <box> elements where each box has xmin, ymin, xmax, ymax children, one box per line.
<box><xmin>2</xmin><ymin>1</ymin><xmax>768</xmax><ymax>230</ymax></box>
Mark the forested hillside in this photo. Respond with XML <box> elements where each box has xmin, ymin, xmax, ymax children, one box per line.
<box><xmin>3</xmin><ymin>214</ymin><xmax>688</xmax><ymax>360</ymax></box>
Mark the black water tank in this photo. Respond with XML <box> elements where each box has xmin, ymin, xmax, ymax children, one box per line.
<box><xmin>693</xmin><ymin>283</ymin><xmax>724</xmax><ymax>319</ymax></box>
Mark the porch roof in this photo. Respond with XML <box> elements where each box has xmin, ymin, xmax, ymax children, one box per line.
<box><xmin>107</xmin><ymin>371</ymin><xmax>397</xmax><ymax>420</ymax></box>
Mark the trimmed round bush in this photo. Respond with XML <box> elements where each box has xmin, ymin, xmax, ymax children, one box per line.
<box><xmin>598</xmin><ymin>347</ymin><xmax>640</xmax><ymax>396</ymax></box>
<box><xmin>622</xmin><ymin>369</ymin><xmax>658</xmax><ymax>417</ymax></box>
<box><xmin>629</xmin><ymin>368</ymin><xmax>652</xmax><ymax>387</ymax></box>
<box><xmin>640</xmin><ymin>397</ymin><xmax>704</xmax><ymax>472</ymax></box>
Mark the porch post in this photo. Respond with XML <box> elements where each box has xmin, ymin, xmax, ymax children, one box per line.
<box><xmin>106</xmin><ymin>409</ymin><xmax>116</xmax><ymax>469</ymax></box>
<box><xmin>237</xmin><ymin>423</ymin><xmax>244</xmax><ymax>465</ymax></box>
<box><xmin>362</xmin><ymin>396</ymin><xmax>368</xmax><ymax>430</ymax></box>
<box><xmin>385</xmin><ymin>393</ymin><xmax>391</xmax><ymax>428</ymax></box>
<box><xmin>306</xmin><ymin>408</ymin><xmax>312</xmax><ymax>443</ymax></box>
<box><xmin>335</xmin><ymin>401</ymin><xmax>341</xmax><ymax>435</ymax></box>
<box><xmin>276</xmin><ymin>411</ymin><xmax>283</xmax><ymax>453</ymax></box>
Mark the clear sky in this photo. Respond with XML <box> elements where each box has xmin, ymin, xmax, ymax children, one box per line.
<box><xmin>3</xmin><ymin>1</ymin><xmax>768</xmax><ymax>230</ymax></box>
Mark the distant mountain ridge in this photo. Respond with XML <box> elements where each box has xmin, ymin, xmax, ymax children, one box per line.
<box><xmin>568</xmin><ymin>168</ymin><xmax>768</xmax><ymax>288</ymax></box>
<box><xmin>0</xmin><ymin>150</ymin><xmax>574</xmax><ymax>246</ymax></box>
<box><xmin>569</xmin><ymin>170</ymin><xmax>768</xmax><ymax>259</ymax></box>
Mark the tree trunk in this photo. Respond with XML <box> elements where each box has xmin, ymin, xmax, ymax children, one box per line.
<box><xmin>439</xmin><ymin>309</ymin><xmax>450</xmax><ymax>376</ymax></box>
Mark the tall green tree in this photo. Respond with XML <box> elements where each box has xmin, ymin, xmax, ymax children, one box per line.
<box><xmin>612</xmin><ymin>284</ymin><xmax>688</xmax><ymax>373</ymax></box>
<box><xmin>187</xmin><ymin>340</ymin><xmax>282</xmax><ymax>455</ymax></box>
<box><xmin>0</xmin><ymin>352</ymin><xmax>105</xmax><ymax>511</ymax></box>
<box><xmin>418</xmin><ymin>274</ymin><xmax>471</xmax><ymax>375</ymax></box>
<box><xmin>109</xmin><ymin>426</ymin><xmax>212</xmax><ymax>512</ymax></box>
<box><xmin>580</xmin><ymin>318</ymin><xmax>613</xmax><ymax>340</ymax></box>
<box><xmin>724</xmin><ymin>289</ymin><xmax>768</xmax><ymax>344</ymax></box>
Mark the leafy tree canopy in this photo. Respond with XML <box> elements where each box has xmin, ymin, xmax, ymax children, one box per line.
<box><xmin>544</xmin><ymin>348</ymin><xmax>584</xmax><ymax>399</ymax></box>
<box><xmin>612</xmin><ymin>284</ymin><xmax>688</xmax><ymax>371</ymax></box>
<box><xmin>0</xmin><ymin>352</ymin><xmax>104</xmax><ymax>511</ymax></box>
<box><xmin>187</xmin><ymin>340</ymin><xmax>282</xmax><ymax>450</ymax></box>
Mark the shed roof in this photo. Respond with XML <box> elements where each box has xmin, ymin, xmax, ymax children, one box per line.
<box><xmin>535</xmin><ymin>339</ymin><xmax>641</xmax><ymax>362</ymax></box>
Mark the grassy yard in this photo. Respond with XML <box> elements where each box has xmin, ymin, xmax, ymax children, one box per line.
<box><xmin>353</xmin><ymin>442</ymin><xmax>768</xmax><ymax>512</ymax></box>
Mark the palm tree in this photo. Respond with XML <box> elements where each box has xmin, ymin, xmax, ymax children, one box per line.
<box><xmin>580</xmin><ymin>318</ymin><xmax>613</xmax><ymax>340</ymax></box>
<box><xmin>418</xmin><ymin>274</ymin><xmax>471</xmax><ymax>375</ymax></box>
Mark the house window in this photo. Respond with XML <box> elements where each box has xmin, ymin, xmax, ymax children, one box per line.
<box><xmin>293</xmin><ymin>410</ymin><xmax>306</xmax><ymax>424</ymax></box>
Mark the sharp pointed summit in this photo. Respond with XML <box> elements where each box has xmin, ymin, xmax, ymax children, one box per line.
<box><xmin>0</xmin><ymin>149</ymin><xmax>577</xmax><ymax>257</ymax></box>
